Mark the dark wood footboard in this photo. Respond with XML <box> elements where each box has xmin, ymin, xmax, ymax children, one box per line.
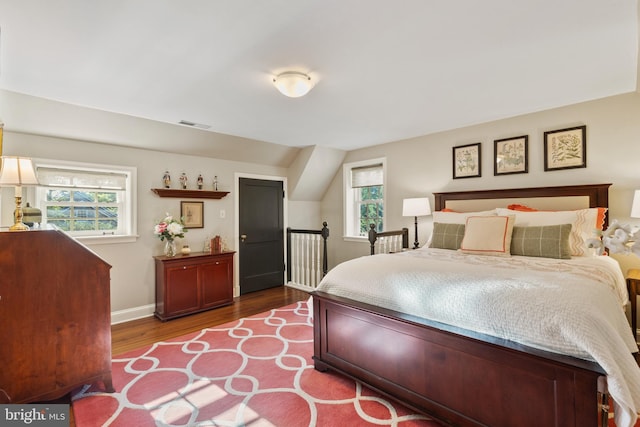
<box><xmin>312</xmin><ymin>291</ymin><xmax>608</xmax><ymax>427</ymax></box>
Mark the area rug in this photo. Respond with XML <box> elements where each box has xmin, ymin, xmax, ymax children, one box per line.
<box><xmin>72</xmin><ymin>301</ymin><xmax>441</xmax><ymax>426</ymax></box>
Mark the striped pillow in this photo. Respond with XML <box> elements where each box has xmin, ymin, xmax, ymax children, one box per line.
<box><xmin>510</xmin><ymin>224</ymin><xmax>572</xmax><ymax>259</ymax></box>
<box><xmin>430</xmin><ymin>223</ymin><xmax>465</xmax><ymax>250</ymax></box>
<box><xmin>496</xmin><ymin>207</ymin><xmax>606</xmax><ymax>256</ymax></box>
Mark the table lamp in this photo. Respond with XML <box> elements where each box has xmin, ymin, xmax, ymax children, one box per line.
<box><xmin>0</xmin><ymin>156</ymin><xmax>40</xmax><ymax>231</ymax></box>
<box><xmin>402</xmin><ymin>197</ymin><xmax>431</xmax><ymax>249</ymax></box>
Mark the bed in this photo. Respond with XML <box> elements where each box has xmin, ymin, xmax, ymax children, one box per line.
<box><xmin>311</xmin><ymin>183</ymin><xmax>640</xmax><ymax>427</ymax></box>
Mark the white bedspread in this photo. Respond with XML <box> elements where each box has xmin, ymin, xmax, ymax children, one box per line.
<box><xmin>315</xmin><ymin>248</ymin><xmax>640</xmax><ymax>427</ymax></box>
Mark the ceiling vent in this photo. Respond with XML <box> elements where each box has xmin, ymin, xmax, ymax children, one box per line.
<box><xmin>178</xmin><ymin>120</ymin><xmax>211</xmax><ymax>130</ymax></box>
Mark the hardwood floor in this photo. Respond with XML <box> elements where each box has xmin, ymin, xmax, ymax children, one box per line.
<box><xmin>69</xmin><ymin>286</ymin><xmax>310</xmax><ymax>426</ymax></box>
<box><xmin>112</xmin><ymin>285</ymin><xmax>310</xmax><ymax>355</ymax></box>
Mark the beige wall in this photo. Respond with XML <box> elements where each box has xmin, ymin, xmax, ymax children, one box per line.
<box><xmin>0</xmin><ymin>131</ymin><xmax>297</xmax><ymax>321</ymax></box>
<box><xmin>321</xmin><ymin>92</ymin><xmax>640</xmax><ymax>269</ymax></box>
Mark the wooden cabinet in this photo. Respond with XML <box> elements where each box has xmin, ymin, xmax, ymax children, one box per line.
<box><xmin>154</xmin><ymin>251</ymin><xmax>235</xmax><ymax>320</ymax></box>
<box><xmin>0</xmin><ymin>229</ymin><xmax>113</xmax><ymax>403</ymax></box>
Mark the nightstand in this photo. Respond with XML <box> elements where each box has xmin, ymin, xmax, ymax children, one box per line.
<box><xmin>627</xmin><ymin>269</ymin><xmax>640</xmax><ymax>342</ymax></box>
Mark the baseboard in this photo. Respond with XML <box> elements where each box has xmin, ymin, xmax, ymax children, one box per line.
<box><xmin>111</xmin><ymin>304</ymin><xmax>155</xmax><ymax>325</ymax></box>
<box><xmin>112</xmin><ymin>286</ymin><xmax>310</xmax><ymax>325</ymax></box>
<box><xmin>285</xmin><ymin>281</ymin><xmax>314</xmax><ymax>293</ymax></box>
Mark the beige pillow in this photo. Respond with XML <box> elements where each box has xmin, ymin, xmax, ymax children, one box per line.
<box><xmin>510</xmin><ymin>224</ymin><xmax>572</xmax><ymax>259</ymax></box>
<box><xmin>460</xmin><ymin>215</ymin><xmax>515</xmax><ymax>256</ymax></box>
<box><xmin>432</xmin><ymin>209</ymin><xmax>497</xmax><ymax>224</ymax></box>
<box><xmin>430</xmin><ymin>223</ymin><xmax>465</xmax><ymax>250</ymax></box>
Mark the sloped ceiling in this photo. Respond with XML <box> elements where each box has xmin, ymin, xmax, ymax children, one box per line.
<box><xmin>0</xmin><ymin>0</ymin><xmax>637</xmax><ymax>158</ymax></box>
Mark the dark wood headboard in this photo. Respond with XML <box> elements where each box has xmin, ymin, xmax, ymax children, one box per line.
<box><xmin>433</xmin><ymin>183</ymin><xmax>612</xmax><ymax>227</ymax></box>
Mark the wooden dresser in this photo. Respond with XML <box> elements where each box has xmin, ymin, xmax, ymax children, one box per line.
<box><xmin>0</xmin><ymin>229</ymin><xmax>113</xmax><ymax>403</ymax></box>
<box><xmin>154</xmin><ymin>251</ymin><xmax>235</xmax><ymax>321</ymax></box>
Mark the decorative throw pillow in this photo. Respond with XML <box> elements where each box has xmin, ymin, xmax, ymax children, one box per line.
<box><xmin>459</xmin><ymin>215</ymin><xmax>515</xmax><ymax>256</ymax></box>
<box><xmin>430</xmin><ymin>223</ymin><xmax>465</xmax><ymax>250</ymax></box>
<box><xmin>496</xmin><ymin>207</ymin><xmax>606</xmax><ymax>256</ymax></box>
<box><xmin>427</xmin><ymin>210</ymin><xmax>497</xmax><ymax>247</ymax></box>
<box><xmin>507</xmin><ymin>204</ymin><xmax>538</xmax><ymax>212</ymax></box>
<box><xmin>510</xmin><ymin>224</ymin><xmax>572</xmax><ymax>259</ymax></box>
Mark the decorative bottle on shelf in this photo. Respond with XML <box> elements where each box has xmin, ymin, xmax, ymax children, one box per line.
<box><xmin>162</xmin><ymin>171</ymin><xmax>171</xmax><ymax>188</ymax></box>
<box><xmin>211</xmin><ymin>235</ymin><xmax>222</xmax><ymax>253</ymax></box>
<box><xmin>213</xmin><ymin>176</ymin><xmax>218</xmax><ymax>191</ymax></box>
<box><xmin>179</xmin><ymin>173</ymin><xmax>188</xmax><ymax>189</ymax></box>
<box><xmin>197</xmin><ymin>174</ymin><xmax>204</xmax><ymax>189</ymax></box>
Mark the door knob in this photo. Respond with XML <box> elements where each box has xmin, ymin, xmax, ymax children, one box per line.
<box><xmin>240</xmin><ymin>234</ymin><xmax>247</xmax><ymax>242</ymax></box>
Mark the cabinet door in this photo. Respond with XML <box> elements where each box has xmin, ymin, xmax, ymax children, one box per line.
<box><xmin>200</xmin><ymin>256</ymin><xmax>233</xmax><ymax>308</ymax></box>
<box><xmin>165</xmin><ymin>265</ymin><xmax>200</xmax><ymax>316</ymax></box>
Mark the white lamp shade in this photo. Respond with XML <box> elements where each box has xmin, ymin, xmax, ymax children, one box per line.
<box><xmin>0</xmin><ymin>156</ymin><xmax>40</xmax><ymax>186</ymax></box>
<box><xmin>273</xmin><ymin>72</ymin><xmax>314</xmax><ymax>98</ymax></box>
<box><xmin>403</xmin><ymin>197</ymin><xmax>431</xmax><ymax>217</ymax></box>
<box><xmin>631</xmin><ymin>190</ymin><xmax>640</xmax><ymax>218</ymax></box>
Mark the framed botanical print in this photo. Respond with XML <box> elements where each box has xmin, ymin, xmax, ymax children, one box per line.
<box><xmin>494</xmin><ymin>135</ymin><xmax>528</xmax><ymax>176</ymax></box>
<box><xmin>544</xmin><ymin>125</ymin><xmax>586</xmax><ymax>171</ymax></box>
<box><xmin>181</xmin><ymin>201</ymin><xmax>204</xmax><ymax>229</ymax></box>
<box><xmin>453</xmin><ymin>142</ymin><xmax>481</xmax><ymax>179</ymax></box>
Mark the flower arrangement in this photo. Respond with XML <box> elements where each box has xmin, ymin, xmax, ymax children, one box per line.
<box><xmin>586</xmin><ymin>220</ymin><xmax>640</xmax><ymax>256</ymax></box>
<box><xmin>154</xmin><ymin>214</ymin><xmax>186</xmax><ymax>242</ymax></box>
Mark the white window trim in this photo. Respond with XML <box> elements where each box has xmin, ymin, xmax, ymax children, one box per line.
<box><xmin>33</xmin><ymin>158</ymin><xmax>138</xmax><ymax>245</ymax></box>
<box><xmin>342</xmin><ymin>157</ymin><xmax>386</xmax><ymax>242</ymax></box>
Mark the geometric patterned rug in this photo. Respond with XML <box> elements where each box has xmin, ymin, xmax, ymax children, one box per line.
<box><xmin>72</xmin><ymin>301</ymin><xmax>442</xmax><ymax>426</ymax></box>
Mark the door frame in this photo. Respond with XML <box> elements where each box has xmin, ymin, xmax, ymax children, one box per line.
<box><xmin>234</xmin><ymin>173</ymin><xmax>288</xmax><ymax>297</ymax></box>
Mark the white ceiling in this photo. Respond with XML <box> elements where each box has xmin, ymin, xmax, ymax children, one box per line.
<box><xmin>0</xmin><ymin>0</ymin><xmax>638</xmax><ymax>152</ymax></box>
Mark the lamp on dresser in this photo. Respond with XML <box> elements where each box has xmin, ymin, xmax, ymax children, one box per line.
<box><xmin>402</xmin><ymin>197</ymin><xmax>431</xmax><ymax>249</ymax></box>
<box><xmin>0</xmin><ymin>156</ymin><xmax>40</xmax><ymax>231</ymax></box>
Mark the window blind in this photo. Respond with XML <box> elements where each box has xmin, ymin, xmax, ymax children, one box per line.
<box><xmin>36</xmin><ymin>167</ymin><xmax>127</xmax><ymax>190</ymax></box>
<box><xmin>351</xmin><ymin>164</ymin><xmax>383</xmax><ymax>188</ymax></box>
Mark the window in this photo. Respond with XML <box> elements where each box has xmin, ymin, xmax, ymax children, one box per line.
<box><xmin>34</xmin><ymin>159</ymin><xmax>137</xmax><ymax>244</ymax></box>
<box><xmin>343</xmin><ymin>158</ymin><xmax>385</xmax><ymax>239</ymax></box>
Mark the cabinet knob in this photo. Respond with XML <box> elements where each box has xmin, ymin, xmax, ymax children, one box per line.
<box><xmin>183</xmin><ymin>266</ymin><xmax>187</xmax><ymax>270</ymax></box>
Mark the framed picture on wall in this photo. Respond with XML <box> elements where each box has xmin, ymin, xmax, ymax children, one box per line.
<box><xmin>181</xmin><ymin>201</ymin><xmax>204</xmax><ymax>229</ymax></box>
<box><xmin>494</xmin><ymin>135</ymin><xmax>528</xmax><ymax>176</ymax></box>
<box><xmin>543</xmin><ymin>125</ymin><xmax>587</xmax><ymax>171</ymax></box>
<box><xmin>453</xmin><ymin>142</ymin><xmax>481</xmax><ymax>179</ymax></box>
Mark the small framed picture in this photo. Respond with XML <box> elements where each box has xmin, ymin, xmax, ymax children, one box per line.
<box><xmin>181</xmin><ymin>201</ymin><xmax>204</xmax><ymax>229</ymax></box>
<box><xmin>453</xmin><ymin>142</ymin><xmax>481</xmax><ymax>179</ymax></box>
<box><xmin>544</xmin><ymin>125</ymin><xmax>586</xmax><ymax>171</ymax></box>
<box><xmin>494</xmin><ymin>135</ymin><xmax>528</xmax><ymax>176</ymax></box>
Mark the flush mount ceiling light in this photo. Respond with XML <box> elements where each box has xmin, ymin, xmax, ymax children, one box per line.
<box><xmin>273</xmin><ymin>71</ymin><xmax>314</xmax><ymax>98</ymax></box>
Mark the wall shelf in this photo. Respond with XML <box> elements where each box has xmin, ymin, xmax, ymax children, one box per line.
<box><xmin>151</xmin><ymin>188</ymin><xmax>229</xmax><ymax>199</ymax></box>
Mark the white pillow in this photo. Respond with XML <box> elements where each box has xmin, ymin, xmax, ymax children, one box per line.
<box><xmin>432</xmin><ymin>209</ymin><xmax>497</xmax><ymax>224</ymax></box>
<box><xmin>495</xmin><ymin>208</ymin><xmax>606</xmax><ymax>256</ymax></box>
<box><xmin>427</xmin><ymin>210</ymin><xmax>497</xmax><ymax>247</ymax></box>
<box><xmin>460</xmin><ymin>215</ymin><xmax>515</xmax><ymax>256</ymax></box>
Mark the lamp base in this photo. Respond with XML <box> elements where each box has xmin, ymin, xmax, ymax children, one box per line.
<box><xmin>9</xmin><ymin>222</ymin><xmax>30</xmax><ymax>232</ymax></box>
<box><xmin>9</xmin><ymin>196</ymin><xmax>30</xmax><ymax>231</ymax></box>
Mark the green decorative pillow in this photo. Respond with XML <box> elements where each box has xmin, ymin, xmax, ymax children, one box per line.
<box><xmin>430</xmin><ymin>223</ymin><xmax>465</xmax><ymax>250</ymax></box>
<box><xmin>510</xmin><ymin>224</ymin><xmax>572</xmax><ymax>259</ymax></box>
